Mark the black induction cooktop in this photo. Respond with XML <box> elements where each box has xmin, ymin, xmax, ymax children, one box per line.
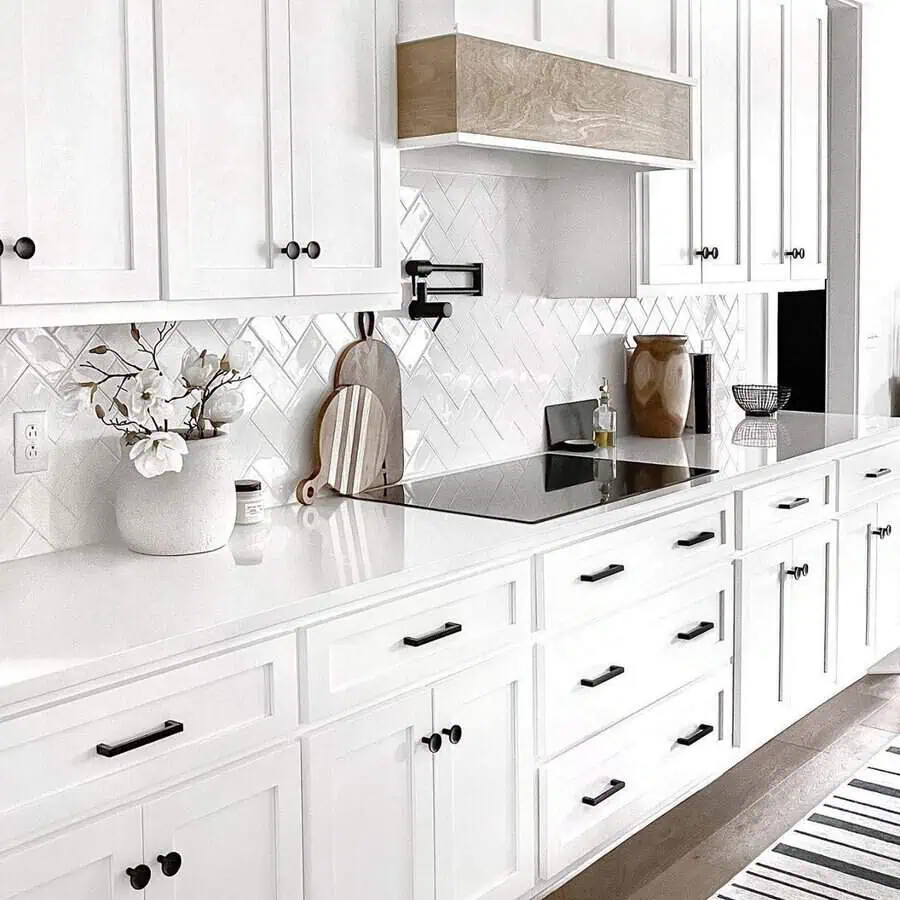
<box><xmin>355</xmin><ymin>454</ymin><xmax>718</xmax><ymax>524</ymax></box>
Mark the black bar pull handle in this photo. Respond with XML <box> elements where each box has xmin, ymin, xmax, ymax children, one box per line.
<box><xmin>581</xmin><ymin>665</ymin><xmax>625</xmax><ymax>688</ymax></box>
<box><xmin>582</xmin><ymin>779</ymin><xmax>626</xmax><ymax>807</ymax></box>
<box><xmin>677</xmin><ymin>724</ymin><xmax>715</xmax><ymax>746</ymax></box>
<box><xmin>677</xmin><ymin>621</ymin><xmax>716</xmax><ymax>641</ymax></box>
<box><xmin>403</xmin><ymin>622</ymin><xmax>462</xmax><ymax>647</ymax></box>
<box><xmin>867</xmin><ymin>468</ymin><xmax>893</xmax><ymax>479</ymax></box>
<box><xmin>677</xmin><ymin>531</ymin><xmax>716</xmax><ymax>548</ymax></box>
<box><xmin>97</xmin><ymin>720</ymin><xmax>184</xmax><ymax>758</ymax></box>
<box><xmin>580</xmin><ymin>563</ymin><xmax>625</xmax><ymax>584</ymax></box>
<box><xmin>778</xmin><ymin>497</ymin><xmax>810</xmax><ymax>510</ymax></box>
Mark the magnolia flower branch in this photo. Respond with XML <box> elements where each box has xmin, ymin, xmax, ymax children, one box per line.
<box><xmin>63</xmin><ymin>322</ymin><xmax>255</xmax><ymax>478</ymax></box>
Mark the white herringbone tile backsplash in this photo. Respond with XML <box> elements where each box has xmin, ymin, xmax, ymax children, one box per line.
<box><xmin>0</xmin><ymin>170</ymin><xmax>748</xmax><ymax>562</ymax></box>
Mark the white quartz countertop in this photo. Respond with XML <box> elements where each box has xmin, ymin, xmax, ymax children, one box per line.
<box><xmin>2</xmin><ymin>411</ymin><xmax>899</xmax><ymax>710</ymax></box>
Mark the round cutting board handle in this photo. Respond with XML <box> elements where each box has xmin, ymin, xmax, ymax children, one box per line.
<box><xmin>297</xmin><ymin>474</ymin><xmax>323</xmax><ymax>506</ymax></box>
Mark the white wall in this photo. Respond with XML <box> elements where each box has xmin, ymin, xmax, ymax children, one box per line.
<box><xmin>0</xmin><ymin>170</ymin><xmax>749</xmax><ymax>564</ymax></box>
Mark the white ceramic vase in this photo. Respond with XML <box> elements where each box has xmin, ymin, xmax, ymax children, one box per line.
<box><xmin>115</xmin><ymin>433</ymin><xmax>237</xmax><ymax>556</ymax></box>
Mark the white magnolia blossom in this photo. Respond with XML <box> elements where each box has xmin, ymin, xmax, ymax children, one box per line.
<box><xmin>128</xmin><ymin>431</ymin><xmax>189</xmax><ymax>478</ymax></box>
<box><xmin>58</xmin><ymin>381</ymin><xmax>93</xmax><ymax>416</ymax></box>
<box><xmin>226</xmin><ymin>339</ymin><xmax>254</xmax><ymax>373</ymax></box>
<box><xmin>181</xmin><ymin>349</ymin><xmax>221</xmax><ymax>388</ymax></box>
<box><xmin>204</xmin><ymin>386</ymin><xmax>246</xmax><ymax>425</ymax></box>
<box><xmin>127</xmin><ymin>369</ymin><xmax>174</xmax><ymax>426</ymax></box>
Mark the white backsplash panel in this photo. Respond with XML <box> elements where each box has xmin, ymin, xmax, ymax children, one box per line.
<box><xmin>0</xmin><ymin>171</ymin><xmax>747</xmax><ymax>562</ymax></box>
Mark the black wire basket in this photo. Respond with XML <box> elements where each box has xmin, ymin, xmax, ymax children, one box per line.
<box><xmin>732</xmin><ymin>384</ymin><xmax>792</xmax><ymax>417</ymax></box>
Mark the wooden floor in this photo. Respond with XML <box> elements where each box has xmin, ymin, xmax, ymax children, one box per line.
<box><xmin>548</xmin><ymin>674</ymin><xmax>900</xmax><ymax>900</ymax></box>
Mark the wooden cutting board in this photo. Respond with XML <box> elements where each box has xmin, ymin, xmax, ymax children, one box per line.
<box><xmin>335</xmin><ymin>337</ymin><xmax>404</xmax><ymax>486</ymax></box>
<box><xmin>297</xmin><ymin>385</ymin><xmax>389</xmax><ymax>505</ymax></box>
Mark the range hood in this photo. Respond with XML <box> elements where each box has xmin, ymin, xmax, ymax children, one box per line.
<box><xmin>397</xmin><ymin>33</ymin><xmax>695</xmax><ymax>170</ymax></box>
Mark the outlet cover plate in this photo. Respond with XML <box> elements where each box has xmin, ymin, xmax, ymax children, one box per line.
<box><xmin>14</xmin><ymin>410</ymin><xmax>48</xmax><ymax>474</ymax></box>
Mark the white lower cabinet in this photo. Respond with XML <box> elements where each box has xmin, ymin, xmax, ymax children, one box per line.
<box><xmin>539</xmin><ymin>671</ymin><xmax>732</xmax><ymax>880</ymax></box>
<box><xmin>736</xmin><ymin>521</ymin><xmax>837</xmax><ymax>750</ymax></box>
<box><xmin>0</xmin><ymin>748</ymin><xmax>301</xmax><ymax>900</ymax></box>
<box><xmin>142</xmin><ymin>748</ymin><xmax>303</xmax><ymax>900</ymax></box>
<box><xmin>302</xmin><ymin>650</ymin><xmax>534</xmax><ymax>900</ymax></box>
<box><xmin>0</xmin><ymin>808</ymin><xmax>143</xmax><ymax>900</ymax></box>
<box><xmin>838</xmin><ymin>493</ymin><xmax>900</xmax><ymax>682</ymax></box>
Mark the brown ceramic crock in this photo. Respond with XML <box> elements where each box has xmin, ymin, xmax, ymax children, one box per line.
<box><xmin>628</xmin><ymin>335</ymin><xmax>693</xmax><ymax>438</ymax></box>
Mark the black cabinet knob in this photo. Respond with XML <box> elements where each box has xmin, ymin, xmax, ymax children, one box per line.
<box><xmin>694</xmin><ymin>247</ymin><xmax>719</xmax><ymax>261</ymax></box>
<box><xmin>281</xmin><ymin>240</ymin><xmax>321</xmax><ymax>261</ymax></box>
<box><xmin>126</xmin><ymin>865</ymin><xmax>152</xmax><ymax>890</ymax></box>
<box><xmin>786</xmin><ymin>563</ymin><xmax>809</xmax><ymax>581</ymax></box>
<box><xmin>442</xmin><ymin>724</ymin><xmax>463</xmax><ymax>745</ymax></box>
<box><xmin>874</xmin><ymin>525</ymin><xmax>893</xmax><ymax>540</ymax></box>
<box><xmin>281</xmin><ymin>241</ymin><xmax>301</xmax><ymax>260</ymax></box>
<box><xmin>157</xmin><ymin>852</ymin><xmax>183</xmax><ymax>877</ymax></box>
<box><xmin>786</xmin><ymin>248</ymin><xmax>806</xmax><ymax>260</ymax></box>
<box><xmin>0</xmin><ymin>239</ymin><xmax>4</xmax><ymax>256</ymax></box>
<box><xmin>422</xmin><ymin>733</ymin><xmax>442</xmax><ymax>753</ymax></box>
<box><xmin>13</xmin><ymin>237</ymin><xmax>35</xmax><ymax>260</ymax></box>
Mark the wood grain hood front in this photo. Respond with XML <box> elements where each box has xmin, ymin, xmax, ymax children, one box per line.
<box><xmin>397</xmin><ymin>34</ymin><xmax>694</xmax><ymax>166</ymax></box>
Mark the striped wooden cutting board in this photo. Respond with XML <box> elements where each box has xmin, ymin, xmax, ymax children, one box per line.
<box><xmin>297</xmin><ymin>384</ymin><xmax>389</xmax><ymax>505</ymax></box>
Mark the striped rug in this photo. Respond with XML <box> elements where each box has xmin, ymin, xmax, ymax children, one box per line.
<box><xmin>711</xmin><ymin>740</ymin><xmax>900</xmax><ymax>899</ymax></box>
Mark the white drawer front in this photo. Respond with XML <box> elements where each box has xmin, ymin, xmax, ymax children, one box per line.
<box><xmin>838</xmin><ymin>440</ymin><xmax>900</xmax><ymax>511</ymax></box>
<box><xmin>0</xmin><ymin>636</ymin><xmax>298</xmax><ymax>848</ymax></box>
<box><xmin>539</xmin><ymin>671</ymin><xmax>732</xmax><ymax>880</ymax></box>
<box><xmin>300</xmin><ymin>561</ymin><xmax>532</xmax><ymax>720</ymax></box>
<box><xmin>540</xmin><ymin>497</ymin><xmax>734</xmax><ymax>631</ymax></box>
<box><xmin>737</xmin><ymin>463</ymin><xmax>836</xmax><ymax>550</ymax></box>
<box><xmin>539</xmin><ymin>566</ymin><xmax>733</xmax><ymax>758</ymax></box>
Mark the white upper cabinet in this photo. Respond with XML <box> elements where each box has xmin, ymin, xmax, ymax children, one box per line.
<box><xmin>749</xmin><ymin>0</ymin><xmax>792</xmax><ymax>283</ymax></box>
<box><xmin>540</xmin><ymin>0</ymin><xmax>611</xmax><ymax>58</ymax></box>
<box><xmin>0</xmin><ymin>0</ymin><xmax>159</xmax><ymax>306</ymax></box>
<box><xmin>290</xmin><ymin>0</ymin><xmax>399</xmax><ymax>297</ymax></box>
<box><xmin>401</xmin><ymin>0</ymin><xmax>693</xmax><ymax>76</ymax></box>
<box><xmin>749</xmin><ymin>0</ymin><xmax>827</xmax><ymax>283</ymax></box>
<box><xmin>641</xmin><ymin>0</ymin><xmax>747</xmax><ymax>287</ymax></box>
<box><xmin>788</xmin><ymin>0</ymin><xmax>828</xmax><ymax>281</ymax></box>
<box><xmin>156</xmin><ymin>0</ymin><xmax>295</xmax><ymax>301</ymax></box>
<box><xmin>612</xmin><ymin>0</ymin><xmax>693</xmax><ymax>76</ymax></box>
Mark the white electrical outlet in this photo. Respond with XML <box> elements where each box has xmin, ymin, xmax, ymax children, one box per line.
<box><xmin>14</xmin><ymin>410</ymin><xmax>49</xmax><ymax>474</ymax></box>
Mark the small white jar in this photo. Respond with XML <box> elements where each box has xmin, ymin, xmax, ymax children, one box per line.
<box><xmin>235</xmin><ymin>479</ymin><xmax>265</xmax><ymax>525</ymax></box>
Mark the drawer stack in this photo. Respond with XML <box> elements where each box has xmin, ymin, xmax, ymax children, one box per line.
<box><xmin>535</xmin><ymin>495</ymin><xmax>737</xmax><ymax>880</ymax></box>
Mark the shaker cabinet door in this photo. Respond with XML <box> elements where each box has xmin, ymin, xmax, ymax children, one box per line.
<box><xmin>0</xmin><ymin>809</ymin><xmax>143</xmax><ymax>900</ymax></box>
<box><xmin>432</xmin><ymin>651</ymin><xmax>535</xmax><ymax>900</ymax></box>
<box><xmin>290</xmin><ymin>0</ymin><xmax>400</xmax><ymax>297</ymax></box>
<box><xmin>142</xmin><ymin>749</ymin><xmax>303</xmax><ymax>900</ymax></box>
<box><xmin>782</xmin><ymin>523</ymin><xmax>836</xmax><ymax>718</ymax></box>
<box><xmin>837</xmin><ymin>505</ymin><xmax>878</xmax><ymax>684</ymax></box>
<box><xmin>874</xmin><ymin>494</ymin><xmax>900</xmax><ymax>659</ymax></box>
<box><xmin>155</xmin><ymin>0</ymin><xmax>295</xmax><ymax>301</ymax></box>
<box><xmin>699</xmin><ymin>0</ymin><xmax>749</xmax><ymax>283</ymax></box>
<box><xmin>0</xmin><ymin>0</ymin><xmax>159</xmax><ymax>305</ymax></box>
<box><xmin>788</xmin><ymin>0</ymin><xmax>828</xmax><ymax>282</ymax></box>
<box><xmin>736</xmin><ymin>541</ymin><xmax>790</xmax><ymax>749</ymax></box>
<box><xmin>303</xmin><ymin>692</ymin><xmax>436</xmax><ymax>900</ymax></box>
